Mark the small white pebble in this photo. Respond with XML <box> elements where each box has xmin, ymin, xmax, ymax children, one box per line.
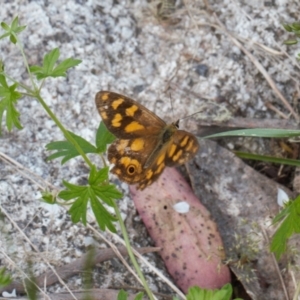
<box><xmin>173</xmin><ymin>201</ymin><xmax>190</xmax><ymax>214</ymax></box>
<box><xmin>2</xmin><ymin>289</ymin><xmax>16</xmax><ymax>298</ymax></box>
<box><xmin>277</xmin><ymin>188</ymin><xmax>289</xmax><ymax>207</ymax></box>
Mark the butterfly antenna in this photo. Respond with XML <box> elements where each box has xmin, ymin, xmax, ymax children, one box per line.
<box><xmin>169</xmin><ymin>91</ymin><xmax>175</xmax><ymax>120</ymax></box>
<box><xmin>180</xmin><ymin>111</ymin><xmax>200</xmax><ymax>121</ymax></box>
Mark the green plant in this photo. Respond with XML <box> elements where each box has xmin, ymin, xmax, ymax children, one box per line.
<box><xmin>206</xmin><ymin>129</ymin><xmax>300</xmax><ymax>261</ymax></box>
<box><xmin>0</xmin><ymin>267</ymin><xmax>12</xmax><ymax>288</ymax></box>
<box><xmin>270</xmin><ymin>195</ymin><xmax>300</xmax><ymax>259</ymax></box>
<box><xmin>0</xmin><ymin>16</ymin><xmax>153</xmax><ymax>300</ymax></box>
<box><xmin>283</xmin><ymin>22</ymin><xmax>300</xmax><ymax>58</ymax></box>
<box><xmin>185</xmin><ymin>284</ymin><xmax>242</xmax><ymax>300</ymax></box>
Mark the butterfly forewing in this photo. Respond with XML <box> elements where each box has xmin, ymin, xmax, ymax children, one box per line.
<box><xmin>95</xmin><ymin>91</ymin><xmax>165</xmax><ymax>139</ymax></box>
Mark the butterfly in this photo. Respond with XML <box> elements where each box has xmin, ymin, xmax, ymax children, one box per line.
<box><xmin>95</xmin><ymin>91</ymin><xmax>199</xmax><ymax>190</ymax></box>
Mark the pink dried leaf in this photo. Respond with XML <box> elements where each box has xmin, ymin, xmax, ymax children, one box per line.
<box><xmin>130</xmin><ymin>167</ymin><xmax>230</xmax><ymax>293</ymax></box>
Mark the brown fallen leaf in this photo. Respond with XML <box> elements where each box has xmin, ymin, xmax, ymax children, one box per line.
<box><xmin>0</xmin><ymin>246</ymin><xmax>158</xmax><ymax>295</ymax></box>
<box><xmin>130</xmin><ymin>168</ymin><xmax>231</xmax><ymax>293</ymax></box>
<box><xmin>187</xmin><ymin>138</ymin><xmax>298</xmax><ymax>300</ymax></box>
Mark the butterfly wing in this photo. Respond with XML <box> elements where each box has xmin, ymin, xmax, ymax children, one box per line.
<box><xmin>134</xmin><ymin>130</ymin><xmax>199</xmax><ymax>189</ymax></box>
<box><xmin>108</xmin><ymin>129</ymin><xmax>199</xmax><ymax>190</ymax></box>
<box><xmin>95</xmin><ymin>91</ymin><xmax>165</xmax><ymax>139</ymax></box>
<box><xmin>95</xmin><ymin>91</ymin><xmax>199</xmax><ymax>190</ymax></box>
<box><xmin>164</xmin><ymin>130</ymin><xmax>199</xmax><ymax>166</ymax></box>
<box><xmin>107</xmin><ymin>137</ymin><xmax>161</xmax><ymax>186</ymax></box>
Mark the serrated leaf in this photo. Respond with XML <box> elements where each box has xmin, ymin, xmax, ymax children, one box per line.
<box><xmin>44</xmin><ymin>48</ymin><xmax>60</xmax><ymax>73</ymax></box>
<box><xmin>46</xmin><ymin>130</ymin><xmax>97</xmax><ymax>164</ymax></box>
<box><xmin>88</xmin><ymin>166</ymin><xmax>109</xmax><ymax>185</ymax></box>
<box><xmin>0</xmin><ymin>74</ymin><xmax>8</xmax><ymax>88</ymax></box>
<box><xmin>96</xmin><ymin>121</ymin><xmax>115</xmax><ymax>152</ymax></box>
<box><xmin>272</xmin><ymin>203</ymin><xmax>290</xmax><ymax>224</ymax></box>
<box><xmin>90</xmin><ymin>189</ymin><xmax>117</xmax><ymax>232</ymax></box>
<box><xmin>59</xmin><ymin>180</ymin><xmax>87</xmax><ymax>199</ymax></box>
<box><xmin>29</xmin><ymin>48</ymin><xmax>81</xmax><ymax>80</ymax></box>
<box><xmin>93</xmin><ymin>184</ymin><xmax>123</xmax><ymax>206</ymax></box>
<box><xmin>0</xmin><ymin>75</ymin><xmax>22</xmax><ymax>133</ymax></box>
<box><xmin>186</xmin><ymin>284</ymin><xmax>233</xmax><ymax>300</ymax></box>
<box><xmin>51</xmin><ymin>57</ymin><xmax>81</xmax><ymax>77</ymax></box>
<box><xmin>59</xmin><ymin>178</ymin><xmax>119</xmax><ymax>231</ymax></box>
<box><xmin>28</xmin><ymin>65</ymin><xmax>43</xmax><ymax>73</ymax></box>
<box><xmin>270</xmin><ymin>195</ymin><xmax>300</xmax><ymax>259</ymax></box>
<box><xmin>69</xmin><ymin>190</ymin><xmax>89</xmax><ymax>225</ymax></box>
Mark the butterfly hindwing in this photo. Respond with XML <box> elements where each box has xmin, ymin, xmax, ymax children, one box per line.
<box><xmin>107</xmin><ymin>137</ymin><xmax>161</xmax><ymax>185</ymax></box>
<box><xmin>165</xmin><ymin>130</ymin><xmax>199</xmax><ymax>166</ymax></box>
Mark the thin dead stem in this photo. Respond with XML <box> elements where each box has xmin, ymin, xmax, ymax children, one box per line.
<box><xmin>261</xmin><ymin>226</ymin><xmax>289</xmax><ymax>300</ymax></box>
<box><xmin>213</xmin><ymin>13</ymin><xmax>299</xmax><ymax>122</ymax></box>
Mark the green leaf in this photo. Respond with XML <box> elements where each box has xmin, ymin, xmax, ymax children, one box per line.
<box><xmin>291</xmin><ymin>22</ymin><xmax>300</xmax><ymax>31</ymax></box>
<box><xmin>90</xmin><ymin>188</ymin><xmax>117</xmax><ymax>232</ymax></box>
<box><xmin>0</xmin><ymin>267</ymin><xmax>12</xmax><ymax>288</ymax></box>
<box><xmin>0</xmin><ymin>16</ymin><xmax>26</xmax><ymax>44</ymax></box>
<box><xmin>1</xmin><ymin>22</ymin><xmax>9</xmax><ymax>31</ymax></box>
<box><xmin>93</xmin><ymin>184</ymin><xmax>123</xmax><ymax>206</ymax></box>
<box><xmin>186</xmin><ymin>284</ymin><xmax>234</xmax><ymax>300</ymax></box>
<box><xmin>41</xmin><ymin>190</ymin><xmax>57</xmax><ymax>204</ymax></box>
<box><xmin>69</xmin><ymin>189</ymin><xmax>89</xmax><ymax>225</ymax></box>
<box><xmin>29</xmin><ymin>48</ymin><xmax>81</xmax><ymax>80</ymax></box>
<box><xmin>205</xmin><ymin>128</ymin><xmax>300</xmax><ymax>139</ymax></box>
<box><xmin>0</xmin><ymin>60</ymin><xmax>4</xmax><ymax>72</ymax></box>
<box><xmin>0</xmin><ymin>32</ymin><xmax>10</xmax><ymax>40</ymax></box>
<box><xmin>134</xmin><ymin>293</ymin><xmax>144</xmax><ymax>300</ymax></box>
<box><xmin>59</xmin><ymin>174</ymin><xmax>120</xmax><ymax>231</ymax></box>
<box><xmin>11</xmin><ymin>16</ymin><xmax>19</xmax><ymax>31</ymax></box>
<box><xmin>284</xmin><ymin>39</ymin><xmax>298</xmax><ymax>45</ymax></box>
<box><xmin>46</xmin><ymin>130</ymin><xmax>97</xmax><ymax>164</ymax></box>
<box><xmin>96</xmin><ymin>121</ymin><xmax>115</xmax><ymax>153</ymax></box>
<box><xmin>51</xmin><ymin>57</ymin><xmax>82</xmax><ymax>77</ymax></box>
<box><xmin>24</xmin><ymin>263</ymin><xmax>38</xmax><ymax>300</ymax></box>
<box><xmin>0</xmin><ymin>74</ymin><xmax>22</xmax><ymax>134</ymax></box>
<box><xmin>235</xmin><ymin>151</ymin><xmax>300</xmax><ymax>167</ymax></box>
<box><xmin>282</xmin><ymin>23</ymin><xmax>292</xmax><ymax>32</ymax></box>
<box><xmin>270</xmin><ymin>195</ymin><xmax>300</xmax><ymax>259</ymax></box>
<box><xmin>44</xmin><ymin>48</ymin><xmax>60</xmax><ymax>74</ymax></box>
<box><xmin>88</xmin><ymin>166</ymin><xmax>109</xmax><ymax>185</ymax></box>
<box><xmin>117</xmin><ymin>290</ymin><xmax>128</xmax><ymax>300</ymax></box>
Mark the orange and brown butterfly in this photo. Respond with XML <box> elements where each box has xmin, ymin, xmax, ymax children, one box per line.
<box><xmin>95</xmin><ymin>91</ymin><xmax>199</xmax><ymax>190</ymax></box>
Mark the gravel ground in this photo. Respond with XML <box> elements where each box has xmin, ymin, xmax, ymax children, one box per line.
<box><xmin>0</xmin><ymin>0</ymin><xmax>300</xmax><ymax>298</ymax></box>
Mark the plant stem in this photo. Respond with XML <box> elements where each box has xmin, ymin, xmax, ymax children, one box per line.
<box><xmin>113</xmin><ymin>201</ymin><xmax>155</xmax><ymax>300</ymax></box>
<box><xmin>35</xmin><ymin>92</ymin><xmax>94</xmax><ymax>169</ymax></box>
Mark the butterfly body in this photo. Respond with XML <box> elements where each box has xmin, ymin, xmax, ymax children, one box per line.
<box><xmin>95</xmin><ymin>91</ymin><xmax>199</xmax><ymax>190</ymax></box>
